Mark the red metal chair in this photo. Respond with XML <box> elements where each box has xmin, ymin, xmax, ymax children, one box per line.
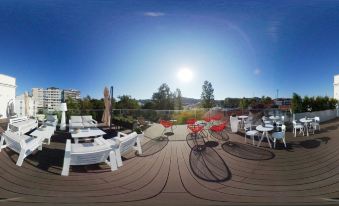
<box><xmin>211</xmin><ymin>114</ymin><xmax>222</xmax><ymax>121</ymax></box>
<box><xmin>160</xmin><ymin>120</ymin><xmax>174</xmax><ymax>137</ymax></box>
<box><xmin>209</xmin><ymin>121</ymin><xmax>229</xmax><ymax>142</ymax></box>
<box><xmin>186</xmin><ymin>118</ymin><xmax>197</xmax><ymax>125</ymax></box>
<box><xmin>187</xmin><ymin>124</ymin><xmax>206</xmax><ymax>151</ymax></box>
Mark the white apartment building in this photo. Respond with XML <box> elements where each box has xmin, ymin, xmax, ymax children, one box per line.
<box><xmin>0</xmin><ymin>74</ymin><xmax>16</xmax><ymax>119</ymax></box>
<box><xmin>32</xmin><ymin>88</ymin><xmax>44</xmax><ymax>108</ymax></box>
<box><xmin>14</xmin><ymin>93</ymin><xmax>38</xmax><ymax>117</ymax></box>
<box><xmin>63</xmin><ymin>89</ymin><xmax>81</xmax><ymax>101</ymax></box>
<box><xmin>44</xmin><ymin>87</ymin><xmax>62</xmax><ymax>110</ymax></box>
<box><xmin>335</xmin><ymin>75</ymin><xmax>339</xmax><ymax>101</ymax></box>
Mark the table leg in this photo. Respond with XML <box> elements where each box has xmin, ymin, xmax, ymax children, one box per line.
<box><xmin>257</xmin><ymin>132</ymin><xmax>264</xmax><ymax>147</ymax></box>
<box><xmin>265</xmin><ymin>132</ymin><xmax>272</xmax><ymax>148</ymax></box>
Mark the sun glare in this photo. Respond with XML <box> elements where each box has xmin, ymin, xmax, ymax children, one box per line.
<box><xmin>177</xmin><ymin>68</ymin><xmax>193</xmax><ymax>82</ymax></box>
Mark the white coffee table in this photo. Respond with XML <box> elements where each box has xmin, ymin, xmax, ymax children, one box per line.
<box><xmin>30</xmin><ymin>125</ymin><xmax>55</xmax><ymax>145</ymax></box>
<box><xmin>70</xmin><ymin>127</ymin><xmax>106</xmax><ymax>144</ymax></box>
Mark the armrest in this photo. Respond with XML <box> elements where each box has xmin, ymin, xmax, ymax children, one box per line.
<box><xmin>117</xmin><ymin>132</ymin><xmax>128</xmax><ymax>138</ymax></box>
<box><xmin>65</xmin><ymin>139</ymin><xmax>71</xmax><ymax>153</ymax></box>
<box><xmin>91</xmin><ymin>119</ymin><xmax>98</xmax><ymax>124</ymax></box>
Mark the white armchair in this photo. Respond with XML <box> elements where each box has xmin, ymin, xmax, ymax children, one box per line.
<box><xmin>7</xmin><ymin>116</ymin><xmax>38</xmax><ymax>135</ymax></box>
<box><xmin>106</xmin><ymin>132</ymin><xmax>142</xmax><ymax>167</ymax></box>
<box><xmin>69</xmin><ymin>115</ymin><xmax>98</xmax><ymax>131</ymax></box>
<box><xmin>82</xmin><ymin>116</ymin><xmax>98</xmax><ymax>128</ymax></box>
<box><xmin>44</xmin><ymin>115</ymin><xmax>58</xmax><ymax>130</ymax></box>
<box><xmin>61</xmin><ymin>137</ymin><xmax>117</xmax><ymax>176</ymax></box>
<box><xmin>0</xmin><ymin>131</ymin><xmax>43</xmax><ymax>166</ymax></box>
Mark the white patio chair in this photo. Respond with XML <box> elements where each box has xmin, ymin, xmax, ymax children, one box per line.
<box><xmin>106</xmin><ymin>132</ymin><xmax>142</xmax><ymax>167</ymax></box>
<box><xmin>293</xmin><ymin>120</ymin><xmax>304</xmax><ymax>137</ymax></box>
<box><xmin>244</xmin><ymin>122</ymin><xmax>258</xmax><ymax>145</ymax></box>
<box><xmin>69</xmin><ymin>116</ymin><xmax>84</xmax><ymax>131</ymax></box>
<box><xmin>276</xmin><ymin>116</ymin><xmax>285</xmax><ymax>127</ymax></box>
<box><xmin>0</xmin><ymin>131</ymin><xmax>43</xmax><ymax>166</ymax></box>
<box><xmin>61</xmin><ymin>137</ymin><xmax>117</xmax><ymax>176</ymax></box>
<box><xmin>311</xmin><ymin>117</ymin><xmax>320</xmax><ymax>134</ymax></box>
<box><xmin>272</xmin><ymin>125</ymin><xmax>287</xmax><ymax>148</ymax></box>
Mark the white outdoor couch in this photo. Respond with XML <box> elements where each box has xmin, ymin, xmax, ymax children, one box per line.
<box><xmin>69</xmin><ymin>116</ymin><xmax>98</xmax><ymax>131</ymax></box>
<box><xmin>61</xmin><ymin>137</ymin><xmax>117</xmax><ymax>176</ymax></box>
<box><xmin>0</xmin><ymin>131</ymin><xmax>43</xmax><ymax>166</ymax></box>
<box><xmin>43</xmin><ymin>115</ymin><xmax>58</xmax><ymax>130</ymax></box>
<box><xmin>8</xmin><ymin>116</ymin><xmax>38</xmax><ymax>135</ymax></box>
<box><xmin>106</xmin><ymin>132</ymin><xmax>142</xmax><ymax>167</ymax></box>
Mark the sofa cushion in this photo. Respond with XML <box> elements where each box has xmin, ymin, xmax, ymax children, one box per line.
<box><xmin>71</xmin><ymin>116</ymin><xmax>82</xmax><ymax>123</ymax></box>
<box><xmin>82</xmin><ymin>116</ymin><xmax>93</xmax><ymax>122</ymax></box>
<box><xmin>71</xmin><ymin>122</ymin><xmax>84</xmax><ymax>129</ymax></box>
<box><xmin>71</xmin><ymin>142</ymin><xmax>110</xmax><ymax>154</ymax></box>
<box><xmin>47</xmin><ymin>115</ymin><xmax>57</xmax><ymax>122</ymax></box>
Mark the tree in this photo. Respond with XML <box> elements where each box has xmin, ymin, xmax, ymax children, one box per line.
<box><xmin>116</xmin><ymin>95</ymin><xmax>140</xmax><ymax>109</ymax></box>
<box><xmin>174</xmin><ymin>88</ymin><xmax>183</xmax><ymax>110</ymax></box>
<box><xmin>201</xmin><ymin>80</ymin><xmax>215</xmax><ymax>108</ymax></box>
<box><xmin>152</xmin><ymin>83</ymin><xmax>174</xmax><ymax>110</ymax></box>
<box><xmin>224</xmin><ymin>98</ymin><xmax>240</xmax><ymax>108</ymax></box>
<box><xmin>291</xmin><ymin>93</ymin><xmax>303</xmax><ymax>113</ymax></box>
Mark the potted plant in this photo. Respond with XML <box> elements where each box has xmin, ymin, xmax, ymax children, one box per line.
<box><xmin>230</xmin><ymin>113</ymin><xmax>240</xmax><ymax>133</ymax></box>
<box><xmin>134</xmin><ymin>127</ymin><xmax>144</xmax><ymax>141</ymax></box>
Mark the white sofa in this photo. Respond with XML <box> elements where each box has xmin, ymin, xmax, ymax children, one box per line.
<box><xmin>8</xmin><ymin>116</ymin><xmax>38</xmax><ymax>135</ymax></box>
<box><xmin>61</xmin><ymin>137</ymin><xmax>117</xmax><ymax>176</ymax></box>
<box><xmin>0</xmin><ymin>131</ymin><xmax>43</xmax><ymax>166</ymax></box>
<box><xmin>69</xmin><ymin>116</ymin><xmax>98</xmax><ymax>130</ymax></box>
<box><xmin>106</xmin><ymin>132</ymin><xmax>142</xmax><ymax>167</ymax></box>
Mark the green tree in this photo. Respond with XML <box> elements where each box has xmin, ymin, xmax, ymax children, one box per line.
<box><xmin>116</xmin><ymin>95</ymin><xmax>140</xmax><ymax>109</ymax></box>
<box><xmin>201</xmin><ymin>80</ymin><xmax>215</xmax><ymax>108</ymax></box>
<box><xmin>224</xmin><ymin>98</ymin><xmax>240</xmax><ymax>108</ymax></box>
<box><xmin>174</xmin><ymin>88</ymin><xmax>183</xmax><ymax>110</ymax></box>
<box><xmin>152</xmin><ymin>83</ymin><xmax>174</xmax><ymax>110</ymax></box>
<box><xmin>291</xmin><ymin>93</ymin><xmax>303</xmax><ymax>113</ymax></box>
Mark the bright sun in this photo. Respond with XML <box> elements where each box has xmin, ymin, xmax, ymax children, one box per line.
<box><xmin>177</xmin><ymin>68</ymin><xmax>193</xmax><ymax>82</ymax></box>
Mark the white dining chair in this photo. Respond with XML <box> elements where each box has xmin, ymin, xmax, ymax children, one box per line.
<box><xmin>293</xmin><ymin>120</ymin><xmax>304</xmax><ymax>137</ymax></box>
<box><xmin>272</xmin><ymin>125</ymin><xmax>287</xmax><ymax>148</ymax></box>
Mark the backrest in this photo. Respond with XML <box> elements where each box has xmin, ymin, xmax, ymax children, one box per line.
<box><xmin>281</xmin><ymin>125</ymin><xmax>286</xmax><ymax>132</ymax></box>
<box><xmin>71</xmin><ymin>116</ymin><xmax>83</xmax><ymax>123</ymax></box>
<box><xmin>292</xmin><ymin>120</ymin><xmax>297</xmax><ymax>125</ymax></box>
<box><xmin>2</xmin><ymin>131</ymin><xmax>23</xmax><ymax>153</ymax></box>
<box><xmin>9</xmin><ymin>117</ymin><xmax>28</xmax><ymax>124</ymax></box>
<box><xmin>70</xmin><ymin>142</ymin><xmax>111</xmax><ymax>166</ymax></box>
<box><xmin>82</xmin><ymin>116</ymin><xmax>93</xmax><ymax>122</ymax></box>
<box><xmin>281</xmin><ymin>116</ymin><xmax>285</xmax><ymax>121</ymax></box>
<box><xmin>119</xmin><ymin>132</ymin><xmax>138</xmax><ymax>154</ymax></box>
<box><xmin>315</xmin><ymin>117</ymin><xmax>320</xmax><ymax>122</ymax></box>
<box><xmin>244</xmin><ymin>122</ymin><xmax>252</xmax><ymax>131</ymax></box>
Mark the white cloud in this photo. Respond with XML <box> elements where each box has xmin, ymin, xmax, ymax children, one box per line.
<box><xmin>254</xmin><ymin>68</ymin><xmax>261</xmax><ymax>75</ymax></box>
<box><xmin>143</xmin><ymin>12</ymin><xmax>165</xmax><ymax>17</ymax></box>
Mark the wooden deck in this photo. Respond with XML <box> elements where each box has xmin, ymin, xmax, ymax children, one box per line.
<box><xmin>1</xmin><ymin>119</ymin><xmax>339</xmax><ymax>205</ymax></box>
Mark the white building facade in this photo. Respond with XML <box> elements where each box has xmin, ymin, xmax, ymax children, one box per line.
<box><xmin>32</xmin><ymin>88</ymin><xmax>44</xmax><ymax>108</ymax></box>
<box><xmin>0</xmin><ymin>74</ymin><xmax>16</xmax><ymax>119</ymax></box>
<box><xmin>334</xmin><ymin>75</ymin><xmax>339</xmax><ymax>101</ymax></box>
<box><xmin>14</xmin><ymin>93</ymin><xmax>38</xmax><ymax>117</ymax></box>
<box><xmin>43</xmin><ymin>87</ymin><xmax>62</xmax><ymax>110</ymax></box>
<box><xmin>63</xmin><ymin>89</ymin><xmax>81</xmax><ymax>101</ymax></box>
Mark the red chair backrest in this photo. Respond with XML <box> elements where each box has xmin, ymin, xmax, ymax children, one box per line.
<box><xmin>187</xmin><ymin>124</ymin><xmax>204</xmax><ymax>133</ymax></box>
<box><xmin>160</xmin><ymin>120</ymin><xmax>173</xmax><ymax>128</ymax></box>
<box><xmin>211</xmin><ymin>114</ymin><xmax>222</xmax><ymax>121</ymax></box>
<box><xmin>203</xmin><ymin>117</ymin><xmax>212</xmax><ymax>122</ymax></box>
<box><xmin>186</xmin><ymin>118</ymin><xmax>197</xmax><ymax>125</ymax></box>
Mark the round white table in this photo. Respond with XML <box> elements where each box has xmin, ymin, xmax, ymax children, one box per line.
<box><xmin>238</xmin><ymin>115</ymin><xmax>248</xmax><ymax>129</ymax></box>
<box><xmin>256</xmin><ymin>124</ymin><xmax>274</xmax><ymax>148</ymax></box>
<box><xmin>300</xmin><ymin>118</ymin><xmax>313</xmax><ymax>136</ymax></box>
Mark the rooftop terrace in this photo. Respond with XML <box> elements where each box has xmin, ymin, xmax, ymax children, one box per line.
<box><xmin>1</xmin><ymin>118</ymin><xmax>339</xmax><ymax>205</ymax></box>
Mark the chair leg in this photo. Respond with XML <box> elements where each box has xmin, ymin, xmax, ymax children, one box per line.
<box><xmin>244</xmin><ymin>134</ymin><xmax>247</xmax><ymax>143</ymax></box>
<box><xmin>283</xmin><ymin>138</ymin><xmax>287</xmax><ymax>148</ymax></box>
<box><xmin>108</xmin><ymin>151</ymin><xmax>118</xmax><ymax>171</ymax></box>
<box><xmin>115</xmin><ymin>149</ymin><xmax>123</xmax><ymax>167</ymax></box>
<box><xmin>273</xmin><ymin>139</ymin><xmax>276</xmax><ymax>149</ymax></box>
<box><xmin>0</xmin><ymin>135</ymin><xmax>5</xmax><ymax>151</ymax></box>
<box><xmin>252</xmin><ymin>135</ymin><xmax>255</xmax><ymax>145</ymax></box>
<box><xmin>16</xmin><ymin>149</ymin><xmax>26</xmax><ymax>166</ymax></box>
<box><xmin>294</xmin><ymin>128</ymin><xmax>296</xmax><ymax>137</ymax></box>
<box><xmin>136</xmin><ymin>137</ymin><xmax>142</xmax><ymax>155</ymax></box>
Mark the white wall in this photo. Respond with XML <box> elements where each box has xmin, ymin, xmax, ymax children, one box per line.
<box><xmin>0</xmin><ymin>74</ymin><xmax>16</xmax><ymax>119</ymax></box>
<box><xmin>294</xmin><ymin>109</ymin><xmax>338</xmax><ymax>123</ymax></box>
<box><xmin>334</xmin><ymin>75</ymin><xmax>339</xmax><ymax>100</ymax></box>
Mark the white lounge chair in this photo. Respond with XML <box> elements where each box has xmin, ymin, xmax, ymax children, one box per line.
<box><xmin>8</xmin><ymin>116</ymin><xmax>38</xmax><ymax>135</ymax></box>
<box><xmin>0</xmin><ymin>131</ymin><xmax>43</xmax><ymax>166</ymax></box>
<box><xmin>106</xmin><ymin>132</ymin><xmax>142</xmax><ymax>167</ymax></box>
<box><xmin>61</xmin><ymin>137</ymin><xmax>117</xmax><ymax>176</ymax></box>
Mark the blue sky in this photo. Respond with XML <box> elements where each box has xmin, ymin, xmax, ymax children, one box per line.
<box><xmin>1</xmin><ymin>0</ymin><xmax>339</xmax><ymax>100</ymax></box>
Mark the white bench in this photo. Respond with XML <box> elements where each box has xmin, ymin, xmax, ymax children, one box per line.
<box><xmin>43</xmin><ymin>115</ymin><xmax>58</xmax><ymax>130</ymax></box>
<box><xmin>8</xmin><ymin>116</ymin><xmax>38</xmax><ymax>135</ymax></box>
<box><xmin>61</xmin><ymin>137</ymin><xmax>117</xmax><ymax>176</ymax></box>
<box><xmin>0</xmin><ymin>131</ymin><xmax>43</xmax><ymax>166</ymax></box>
<box><xmin>106</xmin><ymin>132</ymin><xmax>142</xmax><ymax>167</ymax></box>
